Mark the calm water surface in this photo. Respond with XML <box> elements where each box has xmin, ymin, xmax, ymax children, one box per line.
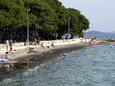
<box><xmin>0</xmin><ymin>44</ymin><xmax>115</xmax><ymax>86</ymax></box>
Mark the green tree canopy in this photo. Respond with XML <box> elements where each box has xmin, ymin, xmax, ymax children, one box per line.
<box><xmin>0</xmin><ymin>0</ymin><xmax>90</xmax><ymax>42</ymax></box>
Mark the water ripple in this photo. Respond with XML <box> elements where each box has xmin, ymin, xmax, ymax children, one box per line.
<box><xmin>1</xmin><ymin>44</ymin><xmax>115</xmax><ymax>86</ymax></box>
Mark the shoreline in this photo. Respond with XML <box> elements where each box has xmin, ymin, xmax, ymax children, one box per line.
<box><xmin>9</xmin><ymin>38</ymin><xmax>106</xmax><ymax>60</ymax></box>
<box><xmin>0</xmin><ymin>44</ymin><xmax>86</xmax><ymax>80</ymax></box>
<box><xmin>0</xmin><ymin>38</ymin><xmax>106</xmax><ymax>80</ymax></box>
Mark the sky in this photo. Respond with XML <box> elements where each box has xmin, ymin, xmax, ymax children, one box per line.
<box><xmin>59</xmin><ymin>0</ymin><xmax>115</xmax><ymax>32</ymax></box>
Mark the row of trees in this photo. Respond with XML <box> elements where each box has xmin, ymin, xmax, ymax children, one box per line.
<box><xmin>0</xmin><ymin>0</ymin><xmax>90</xmax><ymax>42</ymax></box>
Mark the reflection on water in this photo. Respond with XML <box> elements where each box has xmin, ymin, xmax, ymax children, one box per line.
<box><xmin>0</xmin><ymin>44</ymin><xmax>115</xmax><ymax>86</ymax></box>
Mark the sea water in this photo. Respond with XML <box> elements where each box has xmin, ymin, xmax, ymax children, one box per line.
<box><xmin>0</xmin><ymin>43</ymin><xmax>115</xmax><ymax>86</ymax></box>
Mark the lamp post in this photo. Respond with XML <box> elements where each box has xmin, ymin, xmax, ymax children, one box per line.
<box><xmin>91</xmin><ymin>24</ymin><xmax>94</xmax><ymax>38</ymax></box>
<box><xmin>83</xmin><ymin>30</ymin><xmax>85</xmax><ymax>38</ymax></box>
<box><xmin>27</xmin><ymin>8</ymin><xmax>30</xmax><ymax>53</ymax></box>
<box><xmin>68</xmin><ymin>17</ymin><xmax>71</xmax><ymax>33</ymax></box>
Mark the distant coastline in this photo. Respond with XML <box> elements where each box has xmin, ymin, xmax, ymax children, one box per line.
<box><xmin>85</xmin><ymin>31</ymin><xmax>115</xmax><ymax>40</ymax></box>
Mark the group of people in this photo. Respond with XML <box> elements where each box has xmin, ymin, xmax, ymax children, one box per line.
<box><xmin>3</xmin><ymin>39</ymin><xmax>14</xmax><ymax>59</ymax></box>
<box><xmin>5</xmin><ymin>39</ymin><xmax>13</xmax><ymax>52</ymax></box>
<box><xmin>0</xmin><ymin>39</ymin><xmax>12</xmax><ymax>61</ymax></box>
<box><xmin>89</xmin><ymin>37</ymin><xmax>97</xmax><ymax>44</ymax></box>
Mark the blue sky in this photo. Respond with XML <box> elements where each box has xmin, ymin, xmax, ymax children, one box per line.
<box><xmin>59</xmin><ymin>0</ymin><xmax>115</xmax><ymax>32</ymax></box>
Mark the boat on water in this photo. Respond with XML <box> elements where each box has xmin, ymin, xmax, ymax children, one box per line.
<box><xmin>110</xmin><ymin>40</ymin><xmax>115</xmax><ymax>42</ymax></box>
<box><xmin>107</xmin><ymin>39</ymin><xmax>115</xmax><ymax>42</ymax></box>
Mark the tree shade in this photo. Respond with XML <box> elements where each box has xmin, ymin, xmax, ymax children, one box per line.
<box><xmin>0</xmin><ymin>0</ymin><xmax>89</xmax><ymax>42</ymax></box>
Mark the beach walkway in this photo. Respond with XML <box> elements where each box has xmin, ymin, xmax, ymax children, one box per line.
<box><xmin>0</xmin><ymin>38</ymin><xmax>105</xmax><ymax>74</ymax></box>
<box><xmin>0</xmin><ymin>38</ymin><xmax>103</xmax><ymax>59</ymax></box>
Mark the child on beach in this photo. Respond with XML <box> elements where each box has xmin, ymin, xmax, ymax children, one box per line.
<box><xmin>3</xmin><ymin>51</ymin><xmax>15</xmax><ymax>60</ymax></box>
<box><xmin>4</xmin><ymin>52</ymin><xmax>9</xmax><ymax>59</ymax></box>
<box><xmin>0</xmin><ymin>52</ymin><xmax>9</xmax><ymax>62</ymax></box>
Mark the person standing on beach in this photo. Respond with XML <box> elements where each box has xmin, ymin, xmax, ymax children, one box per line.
<box><xmin>34</xmin><ymin>37</ymin><xmax>37</xmax><ymax>47</ymax></box>
<box><xmin>5</xmin><ymin>40</ymin><xmax>9</xmax><ymax>52</ymax></box>
<box><xmin>9</xmin><ymin>39</ymin><xmax>13</xmax><ymax>51</ymax></box>
<box><xmin>37</xmin><ymin>37</ymin><xmax>40</xmax><ymax>45</ymax></box>
<box><xmin>41</xmin><ymin>42</ymin><xmax>45</xmax><ymax>49</ymax></box>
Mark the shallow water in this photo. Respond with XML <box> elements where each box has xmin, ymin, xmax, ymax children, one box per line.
<box><xmin>0</xmin><ymin>44</ymin><xmax>115</xmax><ymax>86</ymax></box>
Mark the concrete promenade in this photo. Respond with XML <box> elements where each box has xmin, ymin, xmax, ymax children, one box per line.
<box><xmin>0</xmin><ymin>38</ymin><xmax>103</xmax><ymax>59</ymax></box>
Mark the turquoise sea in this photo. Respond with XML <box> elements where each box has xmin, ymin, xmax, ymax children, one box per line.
<box><xmin>85</xmin><ymin>32</ymin><xmax>115</xmax><ymax>40</ymax></box>
<box><xmin>0</xmin><ymin>43</ymin><xmax>115</xmax><ymax>86</ymax></box>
